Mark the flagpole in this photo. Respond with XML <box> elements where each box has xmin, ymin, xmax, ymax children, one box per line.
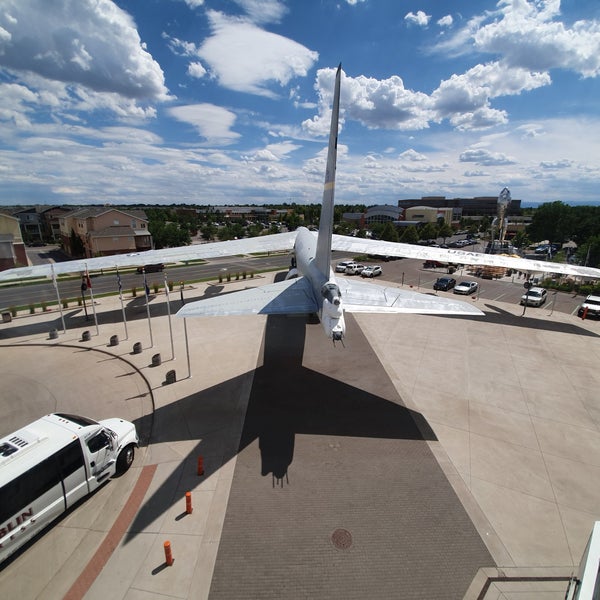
<box><xmin>164</xmin><ymin>271</ymin><xmax>174</xmax><ymax>360</ymax></box>
<box><xmin>180</xmin><ymin>283</ymin><xmax>191</xmax><ymax>378</ymax></box>
<box><xmin>116</xmin><ymin>266</ymin><xmax>128</xmax><ymax>340</ymax></box>
<box><xmin>143</xmin><ymin>268</ymin><xmax>154</xmax><ymax>348</ymax></box>
<box><xmin>85</xmin><ymin>263</ymin><xmax>99</xmax><ymax>336</ymax></box>
<box><xmin>51</xmin><ymin>264</ymin><xmax>66</xmax><ymax>334</ymax></box>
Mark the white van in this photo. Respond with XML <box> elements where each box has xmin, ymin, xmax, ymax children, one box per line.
<box><xmin>0</xmin><ymin>413</ymin><xmax>138</xmax><ymax>563</ymax></box>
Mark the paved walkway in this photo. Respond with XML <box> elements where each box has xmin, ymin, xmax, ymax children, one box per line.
<box><xmin>0</xmin><ymin>274</ymin><xmax>599</xmax><ymax>599</ymax></box>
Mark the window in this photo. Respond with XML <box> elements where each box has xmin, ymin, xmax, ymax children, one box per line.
<box><xmin>56</xmin><ymin>440</ymin><xmax>85</xmax><ymax>478</ymax></box>
<box><xmin>87</xmin><ymin>431</ymin><xmax>110</xmax><ymax>453</ymax></box>
<box><xmin>0</xmin><ymin>456</ymin><xmax>62</xmax><ymax>523</ymax></box>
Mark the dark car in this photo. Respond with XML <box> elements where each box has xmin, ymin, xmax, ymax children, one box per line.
<box><xmin>423</xmin><ymin>260</ymin><xmax>446</xmax><ymax>268</ymax></box>
<box><xmin>433</xmin><ymin>276</ymin><xmax>456</xmax><ymax>291</ymax></box>
<box><xmin>137</xmin><ymin>263</ymin><xmax>164</xmax><ymax>273</ymax></box>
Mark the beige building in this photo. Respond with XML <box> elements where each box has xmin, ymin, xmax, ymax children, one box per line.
<box><xmin>59</xmin><ymin>208</ymin><xmax>152</xmax><ymax>258</ymax></box>
<box><xmin>404</xmin><ymin>206</ymin><xmax>453</xmax><ymax>226</ymax></box>
<box><xmin>0</xmin><ymin>213</ymin><xmax>27</xmax><ymax>271</ymax></box>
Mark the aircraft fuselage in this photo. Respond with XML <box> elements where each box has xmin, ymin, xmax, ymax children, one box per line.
<box><xmin>294</xmin><ymin>227</ymin><xmax>345</xmax><ymax>341</ymax></box>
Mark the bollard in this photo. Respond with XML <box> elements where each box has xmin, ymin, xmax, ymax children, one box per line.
<box><xmin>49</xmin><ymin>328</ymin><xmax>58</xmax><ymax>340</ymax></box>
<box><xmin>582</xmin><ymin>307</ymin><xmax>589</xmax><ymax>320</ymax></box>
<box><xmin>151</xmin><ymin>353</ymin><xmax>161</xmax><ymax>367</ymax></box>
<box><xmin>197</xmin><ymin>456</ymin><xmax>204</xmax><ymax>476</ymax></box>
<box><xmin>109</xmin><ymin>334</ymin><xmax>119</xmax><ymax>346</ymax></box>
<box><xmin>165</xmin><ymin>369</ymin><xmax>176</xmax><ymax>384</ymax></box>
<box><xmin>185</xmin><ymin>491</ymin><xmax>193</xmax><ymax>514</ymax></box>
<box><xmin>133</xmin><ymin>341</ymin><xmax>142</xmax><ymax>354</ymax></box>
<box><xmin>163</xmin><ymin>540</ymin><xmax>174</xmax><ymax>566</ymax></box>
<box><xmin>81</xmin><ymin>330</ymin><xmax>91</xmax><ymax>342</ymax></box>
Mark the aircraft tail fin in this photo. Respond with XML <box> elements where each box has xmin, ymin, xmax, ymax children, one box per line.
<box><xmin>314</xmin><ymin>64</ymin><xmax>341</xmax><ymax>276</ymax></box>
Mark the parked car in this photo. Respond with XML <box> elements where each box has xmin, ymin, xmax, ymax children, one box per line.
<box><xmin>423</xmin><ymin>260</ymin><xmax>446</xmax><ymax>268</ymax></box>
<box><xmin>345</xmin><ymin>263</ymin><xmax>365</xmax><ymax>275</ymax></box>
<box><xmin>361</xmin><ymin>265</ymin><xmax>382</xmax><ymax>278</ymax></box>
<box><xmin>520</xmin><ymin>287</ymin><xmax>547</xmax><ymax>307</ymax></box>
<box><xmin>453</xmin><ymin>281</ymin><xmax>478</xmax><ymax>295</ymax></box>
<box><xmin>578</xmin><ymin>294</ymin><xmax>600</xmax><ymax>318</ymax></box>
<box><xmin>433</xmin><ymin>276</ymin><xmax>456</xmax><ymax>291</ymax></box>
<box><xmin>137</xmin><ymin>263</ymin><xmax>164</xmax><ymax>273</ymax></box>
<box><xmin>335</xmin><ymin>260</ymin><xmax>355</xmax><ymax>273</ymax></box>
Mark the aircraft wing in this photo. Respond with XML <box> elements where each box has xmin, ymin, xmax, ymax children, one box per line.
<box><xmin>337</xmin><ymin>277</ymin><xmax>484</xmax><ymax>316</ymax></box>
<box><xmin>176</xmin><ymin>277</ymin><xmax>318</xmax><ymax>318</ymax></box>
<box><xmin>331</xmin><ymin>234</ymin><xmax>600</xmax><ymax>280</ymax></box>
<box><xmin>0</xmin><ymin>231</ymin><xmax>298</xmax><ymax>281</ymax></box>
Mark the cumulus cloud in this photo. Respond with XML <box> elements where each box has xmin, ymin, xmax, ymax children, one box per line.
<box><xmin>168</xmin><ymin>104</ymin><xmax>241</xmax><ymax>145</ymax></box>
<box><xmin>0</xmin><ymin>0</ymin><xmax>169</xmax><ymax>101</ymax></box>
<box><xmin>438</xmin><ymin>0</ymin><xmax>600</xmax><ymax>78</ymax></box>
<box><xmin>438</xmin><ymin>15</ymin><xmax>453</xmax><ymax>28</ymax></box>
<box><xmin>303</xmin><ymin>67</ymin><xmax>433</xmax><ymax>136</ymax></box>
<box><xmin>399</xmin><ymin>149</ymin><xmax>427</xmax><ymax>161</ymax></box>
<box><xmin>405</xmin><ymin>11</ymin><xmax>431</xmax><ymax>27</ymax></box>
<box><xmin>187</xmin><ymin>62</ymin><xmax>207</xmax><ymax>78</ymax></box>
<box><xmin>197</xmin><ymin>11</ymin><xmax>318</xmax><ymax>98</ymax></box>
<box><xmin>459</xmin><ymin>148</ymin><xmax>515</xmax><ymax>166</ymax></box>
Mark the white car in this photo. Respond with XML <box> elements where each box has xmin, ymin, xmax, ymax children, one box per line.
<box><xmin>453</xmin><ymin>281</ymin><xmax>478</xmax><ymax>295</ymax></box>
<box><xmin>345</xmin><ymin>263</ymin><xmax>365</xmax><ymax>275</ymax></box>
<box><xmin>578</xmin><ymin>294</ymin><xmax>600</xmax><ymax>318</ymax></box>
<box><xmin>520</xmin><ymin>287</ymin><xmax>547</xmax><ymax>307</ymax></box>
<box><xmin>361</xmin><ymin>265</ymin><xmax>382</xmax><ymax>278</ymax></box>
<box><xmin>335</xmin><ymin>260</ymin><xmax>355</xmax><ymax>273</ymax></box>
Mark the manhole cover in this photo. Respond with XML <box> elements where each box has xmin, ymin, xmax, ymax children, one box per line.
<box><xmin>331</xmin><ymin>528</ymin><xmax>352</xmax><ymax>550</ymax></box>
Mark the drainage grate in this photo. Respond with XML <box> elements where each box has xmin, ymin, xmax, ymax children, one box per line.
<box><xmin>331</xmin><ymin>528</ymin><xmax>352</xmax><ymax>550</ymax></box>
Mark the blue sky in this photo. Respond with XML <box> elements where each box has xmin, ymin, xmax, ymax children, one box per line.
<box><xmin>1</xmin><ymin>0</ymin><xmax>600</xmax><ymax>207</ymax></box>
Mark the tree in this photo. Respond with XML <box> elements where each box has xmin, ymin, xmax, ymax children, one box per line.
<box><xmin>438</xmin><ymin>223</ymin><xmax>454</xmax><ymax>242</ymax></box>
<box><xmin>380</xmin><ymin>222</ymin><xmax>399</xmax><ymax>242</ymax></box>
<box><xmin>69</xmin><ymin>228</ymin><xmax>85</xmax><ymax>257</ymax></box>
<box><xmin>419</xmin><ymin>222</ymin><xmax>438</xmax><ymax>241</ymax></box>
<box><xmin>526</xmin><ymin>201</ymin><xmax>575</xmax><ymax>243</ymax></box>
<box><xmin>400</xmin><ymin>226</ymin><xmax>419</xmax><ymax>244</ymax></box>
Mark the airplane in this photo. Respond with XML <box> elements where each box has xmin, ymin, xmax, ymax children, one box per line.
<box><xmin>1</xmin><ymin>64</ymin><xmax>600</xmax><ymax>343</ymax></box>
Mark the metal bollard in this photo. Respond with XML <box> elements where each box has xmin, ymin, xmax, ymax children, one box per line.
<box><xmin>109</xmin><ymin>334</ymin><xmax>119</xmax><ymax>346</ymax></box>
<box><xmin>81</xmin><ymin>330</ymin><xmax>91</xmax><ymax>342</ymax></box>
<box><xmin>151</xmin><ymin>353</ymin><xmax>161</xmax><ymax>367</ymax></box>
<box><xmin>133</xmin><ymin>341</ymin><xmax>142</xmax><ymax>354</ymax></box>
<box><xmin>49</xmin><ymin>329</ymin><xmax>58</xmax><ymax>340</ymax></box>
<box><xmin>165</xmin><ymin>369</ymin><xmax>176</xmax><ymax>384</ymax></box>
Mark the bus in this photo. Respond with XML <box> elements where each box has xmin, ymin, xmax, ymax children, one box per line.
<box><xmin>0</xmin><ymin>413</ymin><xmax>139</xmax><ymax>563</ymax></box>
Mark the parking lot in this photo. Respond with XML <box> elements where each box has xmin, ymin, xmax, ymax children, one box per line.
<box><xmin>332</xmin><ymin>254</ymin><xmax>589</xmax><ymax>318</ymax></box>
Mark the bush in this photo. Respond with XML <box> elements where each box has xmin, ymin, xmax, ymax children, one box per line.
<box><xmin>29</xmin><ymin>304</ymin><xmax>35</xmax><ymax>314</ymax></box>
<box><xmin>62</xmin><ymin>299</ymin><xmax>69</xmax><ymax>308</ymax></box>
<box><xmin>153</xmin><ymin>282</ymin><xmax>159</xmax><ymax>294</ymax></box>
<box><xmin>168</xmin><ymin>280</ymin><xmax>174</xmax><ymax>291</ymax></box>
<box><xmin>131</xmin><ymin>287</ymin><xmax>137</xmax><ymax>297</ymax></box>
<box><xmin>9</xmin><ymin>306</ymin><xmax>16</xmax><ymax>317</ymax></box>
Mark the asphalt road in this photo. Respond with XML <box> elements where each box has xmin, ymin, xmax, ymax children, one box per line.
<box><xmin>0</xmin><ymin>245</ymin><xmax>587</xmax><ymax>320</ymax></box>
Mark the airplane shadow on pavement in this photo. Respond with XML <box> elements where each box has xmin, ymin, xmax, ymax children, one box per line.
<box><xmin>125</xmin><ymin>309</ymin><xmax>437</xmax><ymax>539</ymax></box>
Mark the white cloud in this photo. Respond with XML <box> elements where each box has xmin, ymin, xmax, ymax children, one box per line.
<box><xmin>399</xmin><ymin>149</ymin><xmax>427</xmax><ymax>162</ymax></box>
<box><xmin>438</xmin><ymin>0</ymin><xmax>600</xmax><ymax>78</ymax></box>
<box><xmin>0</xmin><ymin>0</ymin><xmax>169</xmax><ymax>101</ymax></box>
<box><xmin>232</xmin><ymin>0</ymin><xmax>287</xmax><ymax>24</ymax></box>
<box><xmin>459</xmin><ymin>148</ymin><xmax>515</xmax><ymax>166</ymax></box>
<box><xmin>437</xmin><ymin>15</ymin><xmax>453</xmax><ymax>28</ymax></box>
<box><xmin>187</xmin><ymin>62</ymin><xmax>206</xmax><ymax>78</ymax></box>
<box><xmin>197</xmin><ymin>11</ymin><xmax>318</xmax><ymax>98</ymax></box>
<box><xmin>405</xmin><ymin>11</ymin><xmax>431</xmax><ymax>27</ymax></box>
<box><xmin>168</xmin><ymin>104</ymin><xmax>241</xmax><ymax>145</ymax></box>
